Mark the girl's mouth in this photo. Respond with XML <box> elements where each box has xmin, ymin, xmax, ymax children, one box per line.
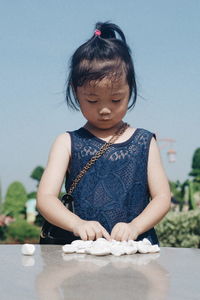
<box><xmin>99</xmin><ymin>118</ymin><xmax>111</xmax><ymax>121</ymax></box>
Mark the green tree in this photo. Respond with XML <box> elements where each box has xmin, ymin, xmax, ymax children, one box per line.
<box><xmin>30</xmin><ymin>166</ymin><xmax>45</xmax><ymax>226</ymax></box>
<box><xmin>27</xmin><ymin>191</ymin><xmax>37</xmax><ymax>199</ymax></box>
<box><xmin>169</xmin><ymin>180</ymin><xmax>185</xmax><ymax>211</ymax></box>
<box><xmin>189</xmin><ymin>148</ymin><xmax>200</xmax><ymax>183</ymax></box>
<box><xmin>30</xmin><ymin>166</ymin><xmax>44</xmax><ymax>187</ymax></box>
<box><xmin>0</xmin><ymin>179</ymin><xmax>3</xmax><ymax>205</ymax></box>
<box><xmin>3</xmin><ymin>181</ymin><xmax>27</xmax><ymax>217</ymax></box>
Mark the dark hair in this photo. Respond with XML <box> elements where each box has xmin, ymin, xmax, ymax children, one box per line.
<box><xmin>66</xmin><ymin>21</ymin><xmax>137</xmax><ymax>111</ymax></box>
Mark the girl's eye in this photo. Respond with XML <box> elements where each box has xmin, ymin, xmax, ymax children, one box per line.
<box><xmin>87</xmin><ymin>100</ymin><xmax>97</xmax><ymax>103</ymax></box>
<box><xmin>112</xmin><ymin>99</ymin><xmax>121</xmax><ymax>103</ymax></box>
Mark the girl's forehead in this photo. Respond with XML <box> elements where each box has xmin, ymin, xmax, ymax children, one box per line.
<box><xmin>82</xmin><ymin>75</ymin><xmax>128</xmax><ymax>92</ymax></box>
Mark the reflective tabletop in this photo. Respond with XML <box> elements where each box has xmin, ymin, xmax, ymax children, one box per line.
<box><xmin>0</xmin><ymin>245</ymin><xmax>199</xmax><ymax>300</ymax></box>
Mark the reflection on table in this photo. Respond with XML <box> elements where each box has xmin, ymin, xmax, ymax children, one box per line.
<box><xmin>36</xmin><ymin>246</ymin><xmax>169</xmax><ymax>300</ymax></box>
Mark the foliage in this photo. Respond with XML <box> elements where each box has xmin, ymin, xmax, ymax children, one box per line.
<box><xmin>0</xmin><ymin>226</ymin><xmax>6</xmax><ymax>240</ymax></box>
<box><xmin>169</xmin><ymin>180</ymin><xmax>185</xmax><ymax>211</ymax></box>
<box><xmin>0</xmin><ymin>179</ymin><xmax>2</xmax><ymax>204</ymax></box>
<box><xmin>192</xmin><ymin>148</ymin><xmax>200</xmax><ymax>170</ymax></box>
<box><xmin>189</xmin><ymin>148</ymin><xmax>200</xmax><ymax>182</ymax></box>
<box><xmin>30</xmin><ymin>166</ymin><xmax>44</xmax><ymax>186</ymax></box>
<box><xmin>3</xmin><ymin>181</ymin><xmax>27</xmax><ymax>217</ymax></box>
<box><xmin>156</xmin><ymin>209</ymin><xmax>200</xmax><ymax>248</ymax></box>
<box><xmin>0</xmin><ymin>215</ymin><xmax>15</xmax><ymax>240</ymax></box>
<box><xmin>35</xmin><ymin>212</ymin><xmax>45</xmax><ymax>226</ymax></box>
<box><xmin>5</xmin><ymin>219</ymin><xmax>40</xmax><ymax>243</ymax></box>
<box><xmin>188</xmin><ymin>181</ymin><xmax>196</xmax><ymax>210</ymax></box>
<box><xmin>27</xmin><ymin>191</ymin><xmax>37</xmax><ymax>199</ymax></box>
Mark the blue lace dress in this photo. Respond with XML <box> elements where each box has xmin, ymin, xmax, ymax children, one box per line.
<box><xmin>65</xmin><ymin>127</ymin><xmax>159</xmax><ymax>244</ymax></box>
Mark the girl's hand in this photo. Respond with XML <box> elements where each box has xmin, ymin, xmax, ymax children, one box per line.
<box><xmin>110</xmin><ymin>222</ymin><xmax>139</xmax><ymax>241</ymax></box>
<box><xmin>73</xmin><ymin>219</ymin><xmax>111</xmax><ymax>241</ymax></box>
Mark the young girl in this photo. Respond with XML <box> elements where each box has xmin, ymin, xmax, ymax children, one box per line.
<box><xmin>37</xmin><ymin>22</ymin><xmax>171</xmax><ymax>244</ymax></box>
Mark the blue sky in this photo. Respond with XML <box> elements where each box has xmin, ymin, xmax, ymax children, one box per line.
<box><xmin>0</xmin><ymin>0</ymin><xmax>200</xmax><ymax>197</ymax></box>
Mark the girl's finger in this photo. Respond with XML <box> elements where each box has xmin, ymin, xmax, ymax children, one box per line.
<box><xmin>128</xmin><ymin>233</ymin><xmax>133</xmax><ymax>241</ymax></box>
<box><xmin>80</xmin><ymin>230</ymin><xmax>88</xmax><ymax>241</ymax></box>
<box><xmin>121</xmin><ymin>231</ymin><xmax>129</xmax><ymax>242</ymax></box>
<box><xmin>86</xmin><ymin>228</ymin><xmax>96</xmax><ymax>240</ymax></box>
<box><xmin>117</xmin><ymin>228</ymin><xmax>126</xmax><ymax>241</ymax></box>
<box><xmin>101</xmin><ymin>227</ymin><xmax>111</xmax><ymax>241</ymax></box>
<box><xmin>110</xmin><ymin>225</ymin><xmax>119</xmax><ymax>239</ymax></box>
<box><xmin>95</xmin><ymin>228</ymin><xmax>103</xmax><ymax>240</ymax></box>
<box><xmin>111</xmin><ymin>227</ymin><xmax>122</xmax><ymax>241</ymax></box>
<box><xmin>111</xmin><ymin>230</ymin><xmax>118</xmax><ymax>240</ymax></box>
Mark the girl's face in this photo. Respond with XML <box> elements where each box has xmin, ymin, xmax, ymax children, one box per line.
<box><xmin>76</xmin><ymin>75</ymin><xmax>130</xmax><ymax>130</ymax></box>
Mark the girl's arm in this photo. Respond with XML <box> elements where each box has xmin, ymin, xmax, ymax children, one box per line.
<box><xmin>36</xmin><ymin>133</ymin><xmax>81</xmax><ymax>232</ymax></box>
<box><xmin>111</xmin><ymin>137</ymin><xmax>171</xmax><ymax>241</ymax></box>
<box><xmin>131</xmin><ymin>137</ymin><xmax>171</xmax><ymax>235</ymax></box>
<box><xmin>37</xmin><ymin>133</ymin><xmax>110</xmax><ymax>240</ymax></box>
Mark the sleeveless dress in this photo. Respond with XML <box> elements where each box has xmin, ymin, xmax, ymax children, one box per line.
<box><xmin>65</xmin><ymin>127</ymin><xmax>159</xmax><ymax>245</ymax></box>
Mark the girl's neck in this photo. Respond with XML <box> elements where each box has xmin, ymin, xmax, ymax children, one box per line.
<box><xmin>84</xmin><ymin>121</ymin><xmax>126</xmax><ymax>139</ymax></box>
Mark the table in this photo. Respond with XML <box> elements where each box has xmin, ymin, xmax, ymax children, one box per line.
<box><xmin>0</xmin><ymin>245</ymin><xmax>199</xmax><ymax>300</ymax></box>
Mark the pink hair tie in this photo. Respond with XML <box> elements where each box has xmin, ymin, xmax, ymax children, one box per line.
<box><xmin>94</xmin><ymin>29</ymin><xmax>101</xmax><ymax>36</ymax></box>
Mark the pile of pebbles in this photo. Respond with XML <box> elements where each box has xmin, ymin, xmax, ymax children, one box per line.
<box><xmin>62</xmin><ymin>238</ymin><xmax>160</xmax><ymax>257</ymax></box>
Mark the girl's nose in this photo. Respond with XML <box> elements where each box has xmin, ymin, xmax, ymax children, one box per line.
<box><xmin>99</xmin><ymin>107</ymin><xmax>111</xmax><ymax>115</ymax></box>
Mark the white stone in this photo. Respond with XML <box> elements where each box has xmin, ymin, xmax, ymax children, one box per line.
<box><xmin>62</xmin><ymin>244</ymin><xmax>77</xmax><ymax>254</ymax></box>
<box><xmin>62</xmin><ymin>239</ymin><xmax>160</xmax><ymax>256</ymax></box>
<box><xmin>148</xmin><ymin>245</ymin><xmax>160</xmax><ymax>253</ymax></box>
<box><xmin>96</xmin><ymin>238</ymin><xmax>107</xmax><ymax>243</ymax></box>
<box><xmin>137</xmin><ymin>241</ymin><xmax>150</xmax><ymax>254</ymax></box>
<box><xmin>21</xmin><ymin>244</ymin><xmax>35</xmax><ymax>256</ymax></box>
<box><xmin>127</xmin><ymin>240</ymin><xmax>138</xmax><ymax>247</ymax></box>
<box><xmin>111</xmin><ymin>245</ymin><xmax>126</xmax><ymax>256</ymax></box>
<box><xmin>124</xmin><ymin>246</ymin><xmax>137</xmax><ymax>255</ymax></box>
<box><xmin>111</xmin><ymin>240</ymin><xmax>121</xmax><ymax>245</ymax></box>
<box><xmin>76</xmin><ymin>248</ymin><xmax>86</xmax><ymax>254</ymax></box>
<box><xmin>88</xmin><ymin>246</ymin><xmax>111</xmax><ymax>256</ymax></box>
<box><xmin>93</xmin><ymin>238</ymin><xmax>110</xmax><ymax>247</ymax></box>
<box><xmin>142</xmin><ymin>238</ymin><xmax>152</xmax><ymax>245</ymax></box>
<box><xmin>121</xmin><ymin>241</ymin><xmax>128</xmax><ymax>246</ymax></box>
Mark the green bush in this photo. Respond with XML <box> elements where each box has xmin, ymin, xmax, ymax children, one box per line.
<box><xmin>3</xmin><ymin>181</ymin><xmax>27</xmax><ymax>217</ymax></box>
<box><xmin>27</xmin><ymin>191</ymin><xmax>37</xmax><ymax>199</ymax></box>
<box><xmin>5</xmin><ymin>219</ymin><xmax>40</xmax><ymax>243</ymax></box>
<box><xmin>156</xmin><ymin>209</ymin><xmax>200</xmax><ymax>248</ymax></box>
<box><xmin>0</xmin><ymin>226</ymin><xmax>6</xmax><ymax>240</ymax></box>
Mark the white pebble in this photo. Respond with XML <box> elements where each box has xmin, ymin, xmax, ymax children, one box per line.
<box><xmin>21</xmin><ymin>244</ymin><xmax>35</xmax><ymax>256</ymax></box>
<box><xmin>148</xmin><ymin>245</ymin><xmax>160</xmax><ymax>253</ymax></box>
<box><xmin>93</xmin><ymin>238</ymin><xmax>109</xmax><ymax>247</ymax></box>
<box><xmin>125</xmin><ymin>246</ymin><xmax>137</xmax><ymax>255</ymax></box>
<box><xmin>142</xmin><ymin>238</ymin><xmax>152</xmax><ymax>245</ymax></box>
<box><xmin>72</xmin><ymin>240</ymin><xmax>93</xmax><ymax>250</ymax></box>
<box><xmin>111</xmin><ymin>245</ymin><xmax>126</xmax><ymax>256</ymax></box>
<box><xmin>137</xmin><ymin>241</ymin><xmax>150</xmax><ymax>254</ymax></box>
<box><xmin>88</xmin><ymin>246</ymin><xmax>111</xmax><ymax>256</ymax></box>
<box><xmin>96</xmin><ymin>238</ymin><xmax>107</xmax><ymax>243</ymax></box>
<box><xmin>62</xmin><ymin>244</ymin><xmax>77</xmax><ymax>254</ymax></box>
<box><xmin>127</xmin><ymin>240</ymin><xmax>138</xmax><ymax>247</ymax></box>
<box><xmin>62</xmin><ymin>239</ymin><xmax>160</xmax><ymax>256</ymax></box>
<box><xmin>76</xmin><ymin>248</ymin><xmax>87</xmax><ymax>254</ymax></box>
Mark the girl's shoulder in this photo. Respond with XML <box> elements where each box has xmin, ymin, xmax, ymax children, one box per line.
<box><xmin>136</xmin><ymin>127</ymin><xmax>155</xmax><ymax>135</ymax></box>
<box><xmin>136</xmin><ymin>127</ymin><xmax>156</xmax><ymax>140</ymax></box>
<box><xmin>54</xmin><ymin>132</ymin><xmax>71</xmax><ymax>144</ymax></box>
<box><xmin>132</xmin><ymin>128</ymin><xmax>157</xmax><ymax>151</ymax></box>
<box><xmin>51</xmin><ymin>132</ymin><xmax>71</xmax><ymax>156</ymax></box>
